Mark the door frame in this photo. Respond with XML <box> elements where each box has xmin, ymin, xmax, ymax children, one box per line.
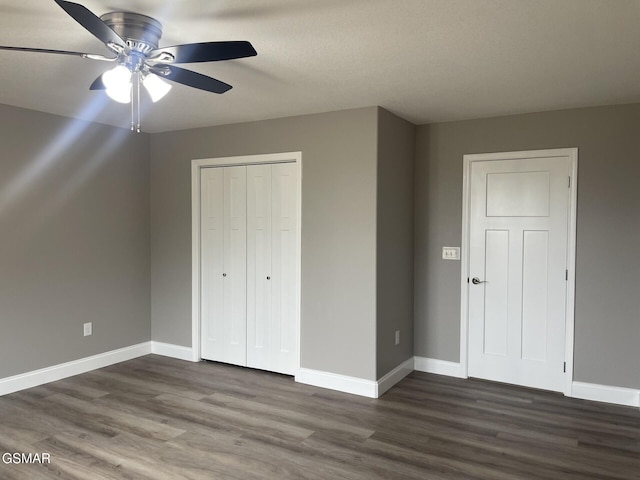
<box><xmin>191</xmin><ymin>152</ymin><xmax>303</xmax><ymax>375</ymax></box>
<box><xmin>460</xmin><ymin>148</ymin><xmax>578</xmax><ymax>396</ymax></box>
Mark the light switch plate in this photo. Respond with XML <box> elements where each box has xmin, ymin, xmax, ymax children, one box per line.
<box><xmin>442</xmin><ymin>246</ymin><xmax>460</xmax><ymax>260</ymax></box>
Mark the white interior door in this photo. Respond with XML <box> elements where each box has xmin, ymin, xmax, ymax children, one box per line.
<box><xmin>201</xmin><ymin>166</ymin><xmax>247</xmax><ymax>366</ymax></box>
<box><xmin>223</xmin><ymin>166</ymin><xmax>248</xmax><ymax>366</ymax></box>
<box><xmin>201</xmin><ymin>161</ymin><xmax>297</xmax><ymax>375</ymax></box>
<box><xmin>247</xmin><ymin>164</ymin><xmax>273</xmax><ymax>371</ymax></box>
<box><xmin>200</xmin><ymin>168</ymin><xmax>225</xmax><ymax>362</ymax></box>
<box><xmin>468</xmin><ymin>154</ymin><xmax>571</xmax><ymax>392</ymax></box>
<box><xmin>247</xmin><ymin>163</ymin><xmax>297</xmax><ymax>375</ymax></box>
<box><xmin>268</xmin><ymin>163</ymin><xmax>297</xmax><ymax>374</ymax></box>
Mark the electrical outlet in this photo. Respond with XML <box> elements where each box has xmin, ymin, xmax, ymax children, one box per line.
<box><xmin>442</xmin><ymin>246</ymin><xmax>460</xmax><ymax>260</ymax></box>
<box><xmin>83</xmin><ymin>322</ymin><xmax>92</xmax><ymax>337</ymax></box>
<box><xmin>395</xmin><ymin>330</ymin><xmax>400</xmax><ymax>346</ymax></box>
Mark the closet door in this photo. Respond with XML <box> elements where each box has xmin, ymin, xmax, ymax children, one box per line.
<box><xmin>201</xmin><ymin>166</ymin><xmax>247</xmax><ymax>365</ymax></box>
<box><xmin>270</xmin><ymin>163</ymin><xmax>298</xmax><ymax>375</ymax></box>
<box><xmin>246</xmin><ymin>165</ymin><xmax>273</xmax><ymax>370</ymax></box>
<box><xmin>200</xmin><ymin>167</ymin><xmax>224</xmax><ymax>362</ymax></box>
<box><xmin>247</xmin><ymin>163</ymin><xmax>297</xmax><ymax>375</ymax></box>
<box><xmin>223</xmin><ymin>166</ymin><xmax>248</xmax><ymax>365</ymax></box>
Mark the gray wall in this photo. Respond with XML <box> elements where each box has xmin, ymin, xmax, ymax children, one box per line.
<box><xmin>0</xmin><ymin>104</ymin><xmax>150</xmax><ymax>379</ymax></box>
<box><xmin>5</xmin><ymin>98</ymin><xmax>635</xmax><ymax>392</ymax></box>
<box><xmin>414</xmin><ymin>103</ymin><xmax>640</xmax><ymax>389</ymax></box>
<box><xmin>376</xmin><ymin>108</ymin><xmax>415</xmax><ymax>378</ymax></box>
<box><xmin>150</xmin><ymin>108</ymin><xmax>380</xmax><ymax>380</ymax></box>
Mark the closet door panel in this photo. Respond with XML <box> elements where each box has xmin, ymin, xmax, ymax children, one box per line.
<box><xmin>223</xmin><ymin>166</ymin><xmax>247</xmax><ymax>366</ymax></box>
<box><xmin>271</xmin><ymin>163</ymin><xmax>297</xmax><ymax>375</ymax></box>
<box><xmin>247</xmin><ymin>165</ymin><xmax>272</xmax><ymax>370</ymax></box>
<box><xmin>200</xmin><ymin>168</ymin><xmax>225</xmax><ymax>361</ymax></box>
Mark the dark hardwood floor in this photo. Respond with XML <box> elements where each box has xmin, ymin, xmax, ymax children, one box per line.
<box><xmin>0</xmin><ymin>355</ymin><xmax>638</xmax><ymax>479</ymax></box>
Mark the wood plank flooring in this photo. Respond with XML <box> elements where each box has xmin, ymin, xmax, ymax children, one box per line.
<box><xmin>0</xmin><ymin>355</ymin><xmax>638</xmax><ymax>479</ymax></box>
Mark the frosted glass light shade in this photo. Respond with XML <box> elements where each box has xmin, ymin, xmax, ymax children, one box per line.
<box><xmin>102</xmin><ymin>65</ymin><xmax>132</xmax><ymax>104</ymax></box>
<box><xmin>143</xmin><ymin>73</ymin><xmax>172</xmax><ymax>102</ymax></box>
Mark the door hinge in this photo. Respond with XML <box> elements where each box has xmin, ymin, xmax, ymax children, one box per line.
<box><xmin>565</xmin><ymin>269</ymin><xmax>568</xmax><ymax>281</ymax></box>
<box><xmin>563</xmin><ymin>362</ymin><xmax>566</xmax><ymax>373</ymax></box>
<box><xmin>568</xmin><ymin>176</ymin><xmax>571</xmax><ymax>188</ymax></box>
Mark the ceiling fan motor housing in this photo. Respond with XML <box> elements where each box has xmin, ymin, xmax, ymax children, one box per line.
<box><xmin>100</xmin><ymin>11</ymin><xmax>163</xmax><ymax>55</ymax></box>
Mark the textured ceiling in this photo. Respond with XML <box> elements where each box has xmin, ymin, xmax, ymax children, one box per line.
<box><xmin>0</xmin><ymin>0</ymin><xmax>639</xmax><ymax>133</ymax></box>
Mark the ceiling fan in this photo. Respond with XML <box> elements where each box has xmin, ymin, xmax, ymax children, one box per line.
<box><xmin>0</xmin><ymin>0</ymin><xmax>257</xmax><ymax>131</ymax></box>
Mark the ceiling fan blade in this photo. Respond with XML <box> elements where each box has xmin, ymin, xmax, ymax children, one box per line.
<box><xmin>149</xmin><ymin>41</ymin><xmax>257</xmax><ymax>64</ymax></box>
<box><xmin>151</xmin><ymin>65</ymin><xmax>232</xmax><ymax>94</ymax></box>
<box><xmin>54</xmin><ymin>0</ymin><xmax>126</xmax><ymax>49</ymax></box>
<box><xmin>89</xmin><ymin>75</ymin><xmax>106</xmax><ymax>90</ymax></box>
<box><xmin>0</xmin><ymin>45</ymin><xmax>115</xmax><ymax>61</ymax></box>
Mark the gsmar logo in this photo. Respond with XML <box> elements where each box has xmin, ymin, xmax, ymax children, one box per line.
<box><xmin>2</xmin><ymin>452</ymin><xmax>51</xmax><ymax>464</ymax></box>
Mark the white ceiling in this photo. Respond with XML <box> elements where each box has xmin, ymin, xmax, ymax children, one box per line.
<box><xmin>1</xmin><ymin>0</ymin><xmax>639</xmax><ymax>133</ymax></box>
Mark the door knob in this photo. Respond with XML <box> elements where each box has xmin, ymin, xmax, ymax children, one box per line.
<box><xmin>266</xmin><ymin>276</ymin><xmax>271</xmax><ymax>280</ymax></box>
<box><xmin>472</xmin><ymin>277</ymin><xmax>487</xmax><ymax>285</ymax></box>
<box><xmin>222</xmin><ymin>273</ymin><xmax>227</xmax><ymax>277</ymax></box>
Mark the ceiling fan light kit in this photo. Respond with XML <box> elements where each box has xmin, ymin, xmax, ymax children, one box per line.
<box><xmin>102</xmin><ymin>64</ymin><xmax>132</xmax><ymax>104</ymax></box>
<box><xmin>142</xmin><ymin>73</ymin><xmax>172</xmax><ymax>103</ymax></box>
<box><xmin>0</xmin><ymin>0</ymin><xmax>257</xmax><ymax>132</ymax></box>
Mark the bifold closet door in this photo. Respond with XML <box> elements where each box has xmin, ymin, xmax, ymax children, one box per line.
<box><xmin>200</xmin><ymin>166</ymin><xmax>247</xmax><ymax>366</ymax></box>
<box><xmin>247</xmin><ymin>163</ymin><xmax>297</xmax><ymax>375</ymax></box>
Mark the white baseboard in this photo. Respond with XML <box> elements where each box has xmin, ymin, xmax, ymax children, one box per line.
<box><xmin>296</xmin><ymin>358</ymin><xmax>414</xmax><ymax>399</ymax></box>
<box><xmin>414</xmin><ymin>356</ymin><xmax>466</xmax><ymax>378</ymax></box>
<box><xmin>413</xmin><ymin>357</ymin><xmax>638</xmax><ymax>408</ymax></box>
<box><xmin>296</xmin><ymin>368</ymin><xmax>378</xmax><ymax>398</ymax></box>
<box><xmin>150</xmin><ymin>341</ymin><xmax>195</xmax><ymax>362</ymax></box>
<box><xmin>0</xmin><ymin>342</ymin><xmax>151</xmax><ymax>397</ymax></box>
<box><xmin>6</xmin><ymin>345</ymin><xmax>636</xmax><ymax>410</ymax></box>
<box><xmin>377</xmin><ymin>358</ymin><xmax>414</xmax><ymax>397</ymax></box>
<box><xmin>572</xmin><ymin>381</ymin><xmax>640</xmax><ymax>408</ymax></box>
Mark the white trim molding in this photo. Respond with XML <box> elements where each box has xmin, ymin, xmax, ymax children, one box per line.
<box><xmin>150</xmin><ymin>342</ymin><xmax>195</xmax><ymax>362</ymax></box>
<box><xmin>572</xmin><ymin>382</ymin><xmax>640</xmax><ymax>408</ymax></box>
<box><xmin>296</xmin><ymin>358</ymin><xmax>415</xmax><ymax>399</ymax></box>
<box><xmin>296</xmin><ymin>368</ymin><xmax>378</xmax><ymax>398</ymax></box>
<box><xmin>377</xmin><ymin>358</ymin><xmax>414</xmax><ymax>397</ymax></box>
<box><xmin>413</xmin><ymin>355</ymin><xmax>639</xmax><ymax>409</ymax></box>
<box><xmin>414</xmin><ymin>356</ymin><xmax>466</xmax><ymax>378</ymax></box>
<box><xmin>0</xmin><ymin>342</ymin><xmax>151</xmax><ymax>397</ymax></box>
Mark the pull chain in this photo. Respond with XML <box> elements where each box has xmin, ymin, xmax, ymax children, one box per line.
<box><xmin>129</xmin><ymin>72</ymin><xmax>142</xmax><ymax>133</ymax></box>
<box><xmin>136</xmin><ymin>73</ymin><xmax>141</xmax><ymax>133</ymax></box>
<box><xmin>130</xmin><ymin>77</ymin><xmax>135</xmax><ymax>131</ymax></box>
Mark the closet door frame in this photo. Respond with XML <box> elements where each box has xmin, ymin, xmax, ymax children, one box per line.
<box><xmin>191</xmin><ymin>152</ymin><xmax>302</xmax><ymax>375</ymax></box>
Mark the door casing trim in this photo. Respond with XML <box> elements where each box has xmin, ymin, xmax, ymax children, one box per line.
<box><xmin>460</xmin><ymin>148</ymin><xmax>578</xmax><ymax>396</ymax></box>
